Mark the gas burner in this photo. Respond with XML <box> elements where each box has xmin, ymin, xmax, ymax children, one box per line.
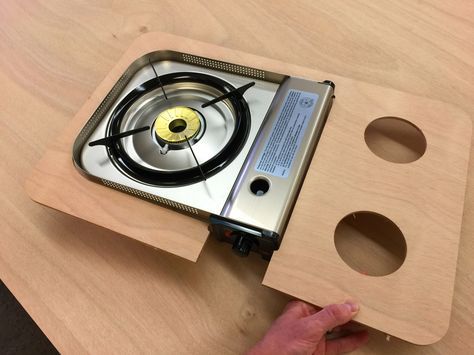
<box><xmin>153</xmin><ymin>106</ymin><xmax>204</xmax><ymax>147</ymax></box>
<box><xmin>74</xmin><ymin>51</ymin><xmax>335</xmax><ymax>258</ymax></box>
<box><xmin>91</xmin><ymin>71</ymin><xmax>253</xmax><ymax>186</ymax></box>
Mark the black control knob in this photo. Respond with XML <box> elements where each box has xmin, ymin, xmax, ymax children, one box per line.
<box><xmin>322</xmin><ymin>80</ymin><xmax>336</xmax><ymax>89</ymax></box>
<box><xmin>232</xmin><ymin>235</ymin><xmax>253</xmax><ymax>257</ymax></box>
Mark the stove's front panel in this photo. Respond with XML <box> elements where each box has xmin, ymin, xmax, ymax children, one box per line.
<box><xmin>221</xmin><ymin>78</ymin><xmax>334</xmax><ymax>234</ymax></box>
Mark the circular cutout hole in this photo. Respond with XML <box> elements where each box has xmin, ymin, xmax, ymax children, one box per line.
<box><xmin>250</xmin><ymin>178</ymin><xmax>270</xmax><ymax>196</ymax></box>
<box><xmin>334</xmin><ymin>211</ymin><xmax>406</xmax><ymax>276</ymax></box>
<box><xmin>169</xmin><ymin>119</ymin><xmax>187</xmax><ymax>133</ymax></box>
<box><xmin>364</xmin><ymin>117</ymin><xmax>426</xmax><ymax>163</ymax></box>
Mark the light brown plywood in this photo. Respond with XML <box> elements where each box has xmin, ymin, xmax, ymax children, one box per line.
<box><xmin>264</xmin><ymin>82</ymin><xmax>472</xmax><ymax>344</ymax></box>
<box><xmin>25</xmin><ymin>32</ymin><xmax>471</xmax><ymax>345</ymax></box>
<box><xmin>2</xmin><ymin>2</ymin><xmax>474</xmax><ymax>353</ymax></box>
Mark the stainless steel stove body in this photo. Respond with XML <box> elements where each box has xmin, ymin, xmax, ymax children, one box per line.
<box><xmin>73</xmin><ymin>51</ymin><xmax>334</xmax><ymax>259</ymax></box>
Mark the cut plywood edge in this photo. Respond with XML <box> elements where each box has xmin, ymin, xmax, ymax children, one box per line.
<box><xmin>25</xmin><ymin>162</ymin><xmax>208</xmax><ymax>262</ymax></box>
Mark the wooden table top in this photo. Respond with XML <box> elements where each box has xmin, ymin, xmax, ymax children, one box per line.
<box><xmin>1</xmin><ymin>1</ymin><xmax>473</xmax><ymax>353</ymax></box>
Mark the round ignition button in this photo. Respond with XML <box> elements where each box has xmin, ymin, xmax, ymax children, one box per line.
<box><xmin>250</xmin><ymin>178</ymin><xmax>270</xmax><ymax>196</ymax></box>
<box><xmin>154</xmin><ymin>106</ymin><xmax>201</xmax><ymax>143</ymax></box>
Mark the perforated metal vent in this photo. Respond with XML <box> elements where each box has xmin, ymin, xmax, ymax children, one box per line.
<box><xmin>182</xmin><ymin>53</ymin><xmax>265</xmax><ymax>79</ymax></box>
<box><xmin>75</xmin><ymin>68</ymin><xmax>133</xmax><ymax>147</ymax></box>
<box><xmin>101</xmin><ymin>179</ymin><xmax>199</xmax><ymax>215</ymax></box>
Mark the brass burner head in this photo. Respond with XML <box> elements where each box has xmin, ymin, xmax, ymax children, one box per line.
<box><xmin>154</xmin><ymin>106</ymin><xmax>201</xmax><ymax>143</ymax></box>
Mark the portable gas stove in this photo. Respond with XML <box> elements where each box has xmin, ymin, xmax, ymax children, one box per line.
<box><xmin>73</xmin><ymin>51</ymin><xmax>334</xmax><ymax>259</ymax></box>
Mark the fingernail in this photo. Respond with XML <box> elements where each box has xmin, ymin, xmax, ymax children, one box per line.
<box><xmin>345</xmin><ymin>302</ymin><xmax>359</xmax><ymax>313</ymax></box>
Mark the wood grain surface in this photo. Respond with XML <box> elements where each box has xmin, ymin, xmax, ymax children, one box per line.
<box><xmin>1</xmin><ymin>1</ymin><xmax>474</xmax><ymax>354</ymax></box>
<box><xmin>263</xmin><ymin>70</ymin><xmax>471</xmax><ymax>344</ymax></box>
<box><xmin>25</xmin><ymin>31</ymin><xmax>472</xmax><ymax>345</ymax></box>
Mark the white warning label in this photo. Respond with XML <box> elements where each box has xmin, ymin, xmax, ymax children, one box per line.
<box><xmin>255</xmin><ymin>90</ymin><xmax>319</xmax><ymax>178</ymax></box>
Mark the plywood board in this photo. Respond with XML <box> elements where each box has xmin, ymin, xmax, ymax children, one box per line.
<box><xmin>263</xmin><ymin>79</ymin><xmax>472</xmax><ymax>344</ymax></box>
<box><xmin>25</xmin><ymin>33</ymin><xmax>471</xmax><ymax>344</ymax></box>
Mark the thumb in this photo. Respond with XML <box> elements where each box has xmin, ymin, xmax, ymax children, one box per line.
<box><xmin>306</xmin><ymin>302</ymin><xmax>359</xmax><ymax>334</ymax></box>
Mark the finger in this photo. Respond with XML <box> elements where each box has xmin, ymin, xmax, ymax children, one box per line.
<box><xmin>308</xmin><ymin>303</ymin><xmax>359</xmax><ymax>333</ymax></box>
<box><xmin>326</xmin><ymin>330</ymin><xmax>369</xmax><ymax>355</ymax></box>
<box><xmin>330</xmin><ymin>320</ymin><xmax>367</xmax><ymax>334</ymax></box>
<box><xmin>280</xmin><ymin>300</ymin><xmax>319</xmax><ymax>320</ymax></box>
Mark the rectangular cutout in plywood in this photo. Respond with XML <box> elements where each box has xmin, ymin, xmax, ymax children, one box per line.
<box><xmin>25</xmin><ymin>33</ymin><xmax>471</xmax><ymax>344</ymax></box>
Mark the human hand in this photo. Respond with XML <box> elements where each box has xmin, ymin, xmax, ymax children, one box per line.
<box><xmin>247</xmin><ymin>300</ymin><xmax>368</xmax><ymax>355</ymax></box>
